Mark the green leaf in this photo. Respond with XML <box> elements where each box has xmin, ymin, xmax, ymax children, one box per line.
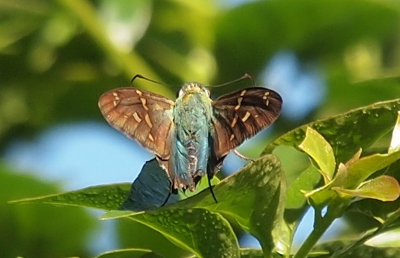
<box><xmin>194</xmin><ymin>155</ymin><xmax>285</xmax><ymax>254</ymax></box>
<box><xmin>345</xmin><ymin>151</ymin><xmax>400</xmax><ymax>189</ymax></box>
<box><xmin>12</xmin><ymin>155</ymin><xmax>285</xmax><ymax>256</ymax></box>
<box><xmin>389</xmin><ymin>111</ymin><xmax>400</xmax><ymax>154</ymax></box>
<box><xmin>104</xmin><ymin>209</ymin><xmax>239</xmax><ymax>257</ymax></box>
<box><xmin>286</xmin><ymin>165</ymin><xmax>321</xmax><ymax>209</ymax></box>
<box><xmin>239</xmin><ymin>248</ymin><xmax>281</xmax><ymax>258</ymax></box>
<box><xmin>304</xmin><ymin>163</ymin><xmax>348</xmax><ymax>206</ymax></box>
<box><xmin>97</xmin><ymin>248</ymin><xmax>162</xmax><ymax>258</ymax></box>
<box><xmin>140</xmin><ymin>209</ymin><xmax>239</xmax><ymax>258</ymax></box>
<box><xmin>263</xmin><ymin>98</ymin><xmax>400</xmax><ymax>164</ymax></box>
<box><xmin>10</xmin><ymin>183</ymin><xmax>131</xmax><ymax>210</ymax></box>
<box><xmin>299</xmin><ymin>127</ymin><xmax>336</xmax><ymax>182</ymax></box>
<box><xmin>314</xmin><ymin>240</ymin><xmax>400</xmax><ymax>258</ymax></box>
<box><xmin>11</xmin><ymin>158</ymin><xmax>218</xmax><ymax>212</ymax></box>
<box><xmin>333</xmin><ymin>175</ymin><xmax>400</xmax><ymax>201</ymax></box>
<box><xmin>365</xmin><ymin>227</ymin><xmax>400</xmax><ymax>248</ymax></box>
<box><xmin>188</xmin><ymin>248</ymin><xmax>281</xmax><ymax>258</ymax></box>
<box><xmin>106</xmin><ymin>155</ymin><xmax>285</xmax><ymax>255</ymax></box>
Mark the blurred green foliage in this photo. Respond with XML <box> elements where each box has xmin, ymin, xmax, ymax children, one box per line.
<box><xmin>2</xmin><ymin>0</ymin><xmax>400</xmax><ymax>257</ymax></box>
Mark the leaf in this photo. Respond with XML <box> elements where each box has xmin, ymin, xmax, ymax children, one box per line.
<box><xmin>138</xmin><ymin>209</ymin><xmax>240</xmax><ymax>258</ymax></box>
<box><xmin>333</xmin><ymin>175</ymin><xmax>400</xmax><ymax>201</ymax></box>
<box><xmin>193</xmin><ymin>155</ymin><xmax>285</xmax><ymax>254</ymax></box>
<box><xmin>365</xmin><ymin>227</ymin><xmax>400</xmax><ymax>248</ymax></box>
<box><xmin>345</xmin><ymin>151</ymin><xmax>400</xmax><ymax>189</ymax></box>
<box><xmin>12</xmin><ymin>155</ymin><xmax>284</xmax><ymax>257</ymax></box>
<box><xmin>304</xmin><ymin>163</ymin><xmax>348</xmax><ymax>206</ymax></box>
<box><xmin>10</xmin><ymin>183</ymin><xmax>131</xmax><ymax>210</ymax></box>
<box><xmin>286</xmin><ymin>164</ymin><xmax>321</xmax><ymax>209</ymax></box>
<box><xmin>104</xmin><ymin>155</ymin><xmax>285</xmax><ymax>256</ymax></box>
<box><xmin>239</xmin><ymin>248</ymin><xmax>282</xmax><ymax>258</ymax></box>
<box><xmin>10</xmin><ymin>158</ymin><xmax>217</xmax><ymax>211</ymax></box>
<box><xmin>104</xmin><ymin>209</ymin><xmax>239</xmax><ymax>257</ymax></box>
<box><xmin>314</xmin><ymin>240</ymin><xmax>400</xmax><ymax>258</ymax></box>
<box><xmin>263</xmin><ymin>98</ymin><xmax>400</xmax><ymax>164</ymax></box>
<box><xmin>97</xmin><ymin>248</ymin><xmax>162</xmax><ymax>258</ymax></box>
<box><xmin>299</xmin><ymin>127</ymin><xmax>336</xmax><ymax>182</ymax></box>
<box><xmin>389</xmin><ymin>111</ymin><xmax>400</xmax><ymax>154</ymax></box>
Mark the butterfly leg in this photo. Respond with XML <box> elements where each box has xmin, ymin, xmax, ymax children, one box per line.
<box><xmin>233</xmin><ymin>149</ymin><xmax>254</xmax><ymax>161</ymax></box>
<box><xmin>207</xmin><ymin>174</ymin><xmax>218</xmax><ymax>203</ymax></box>
<box><xmin>161</xmin><ymin>191</ymin><xmax>172</xmax><ymax>207</ymax></box>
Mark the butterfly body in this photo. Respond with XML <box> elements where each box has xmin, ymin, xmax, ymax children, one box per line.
<box><xmin>171</xmin><ymin>83</ymin><xmax>214</xmax><ymax>190</ymax></box>
<box><xmin>99</xmin><ymin>80</ymin><xmax>282</xmax><ymax>195</ymax></box>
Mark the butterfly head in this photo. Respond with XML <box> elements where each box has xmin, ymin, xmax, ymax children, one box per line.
<box><xmin>178</xmin><ymin>82</ymin><xmax>210</xmax><ymax>98</ymax></box>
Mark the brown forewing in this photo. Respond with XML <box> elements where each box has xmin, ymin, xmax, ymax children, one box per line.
<box><xmin>211</xmin><ymin>87</ymin><xmax>282</xmax><ymax>159</ymax></box>
<box><xmin>98</xmin><ymin>87</ymin><xmax>175</xmax><ymax>159</ymax></box>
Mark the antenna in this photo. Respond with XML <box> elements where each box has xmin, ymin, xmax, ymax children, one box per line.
<box><xmin>131</xmin><ymin>74</ymin><xmax>171</xmax><ymax>87</ymax></box>
<box><xmin>208</xmin><ymin>73</ymin><xmax>255</xmax><ymax>88</ymax></box>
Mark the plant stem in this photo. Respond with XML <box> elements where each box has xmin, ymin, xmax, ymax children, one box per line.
<box><xmin>294</xmin><ymin>202</ymin><xmax>347</xmax><ymax>258</ymax></box>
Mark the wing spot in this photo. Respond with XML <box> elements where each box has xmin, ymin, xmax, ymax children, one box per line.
<box><xmin>240</xmin><ymin>90</ymin><xmax>246</xmax><ymax>96</ymax></box>
<box><xmin>234</xmin><ymin>97</ymin><xmax>243</xmax><ymax>110</ymax></box>
<box><xmin>136</xmin><ymin>90</ymin><xmax>143</xmax><ymax>96</ymax></box>
<box><xmin>112</xmin><ymin>92</ymin><xmax>120</xmax><ymax>106</ymax></box>
<box><xmin>263</xmin><ymin>92</ymin><xmax>270</xmax><ymax>106</ymax></box>
<box><xmin>140</xmin><ymin>97</ymin><xmax>149</xmax><ymax>110</ymax></box>
<box><xmin>241</xmin><ymin>111</ymin><xmax>251</xmax><ymax>122</ymax></box>
<box><xmin>230</xmin><ymin>134</ymin><xmax>235</xmax><ymax>141</ymax></box>
<box><xmin>145</xmin><ymin>114</ymin><xmax>153</xmax><ymax>128</ymax></box>
<box><xmin>148</xmin><ymin>133</ymin><xmax>155</xmax><ymax>141</ymax></box>
<box><xmin>230</xmin><ymin>115</ymin><xmax>238</xmax><ymax>128</ymax></box>
<box><xmin>132</xmin><ymin>112</ymin><xmax>142</xmax><ymax>123</ymax></box>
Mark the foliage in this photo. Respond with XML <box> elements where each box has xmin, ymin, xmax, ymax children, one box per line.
<box><xmin>12</xmin><ymin>100</ymin><xmax>400</xmax><ymax>257</ymax></box>
<box><xmin>3</xmin><ymin>0</ymin><xmax>400</xmax><ymax>257</ymax></box>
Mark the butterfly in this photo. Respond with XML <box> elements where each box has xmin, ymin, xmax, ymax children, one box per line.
<box><xmin>98</xmin><ymin>77</ymin><xmax>282</xmax><ymax>202</ymax></box>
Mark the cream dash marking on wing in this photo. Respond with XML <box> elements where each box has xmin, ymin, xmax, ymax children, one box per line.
<box><xmin>132</xmin><ymin>112</ymin><xmax>142</xmax><ymax>123</ymax></box>
<box><xmin>230</xmin><ymin>115</ymin><xmax>238</xmax><ymax>128</ymax></box>
<box><xmin>140</xmin><ymin>97</ymin><xmax>149</xmax><ymax>110</ymax></box>
<box><xmin>148</xmin><ymin>133</ymin><xmax>154</xmax><ymax>141</ymax></box>
<box><xmin>136</xmin><ymin>90</ymin><xmax>143</xmax><ymax>96</ymax></box>
<box><xmin>112</xmin><ymin>92</ymin><xmax>120</xmax><ymax>107</ymax></box>
<box><xmin>145</xmin><ymin>114</ymin><xmax>153</xmax><ymax>128</ymax></box>
<box><xmin>263</xmin><ymin>92</ymin><xmax>270</xmax><ymax>106</ymax></box>
<box><xmin>234</xmin><ymin>97</ymin><xmax>243</xmax><ymax>110</ymax></box>
<box><xmin>241</xmin><ymin>111</ymin><xmax>251</xmax><ymax>122</ymax></box>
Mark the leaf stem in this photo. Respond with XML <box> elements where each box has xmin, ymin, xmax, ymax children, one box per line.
<box><xmin>294</xmin><ymin>201</ymin><xmax>348</xmax><ymax>258</ymax></box>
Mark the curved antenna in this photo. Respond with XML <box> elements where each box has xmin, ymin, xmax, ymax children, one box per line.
<box><xmin>207</xmin><ymin>73</ymin><xmax>255</xmax><ymax>88</ymax></box>
<box><xmin>130</xmin><ymin>74</ymin><xmax>171</xmax><ymax>87</ymax></box>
